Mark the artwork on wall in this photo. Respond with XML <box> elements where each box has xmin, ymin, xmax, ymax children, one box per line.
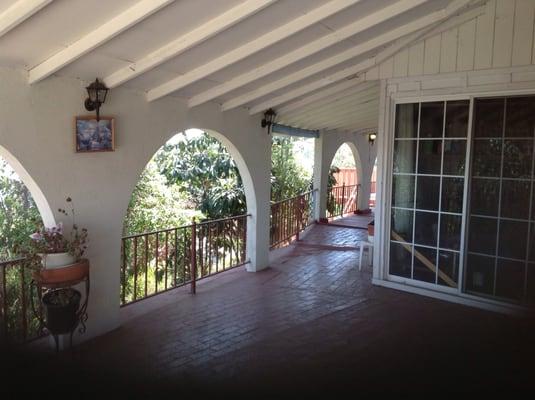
<box><xmin>74</xmin><ymin>116</ymin><xmax>115</xmax><ymax>152</ymax></box>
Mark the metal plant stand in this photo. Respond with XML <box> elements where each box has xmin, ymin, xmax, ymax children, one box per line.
<box><xmin>30</xmin><ymin>260</ymin><xmax>90</xmax><ymax>352</ymax></box>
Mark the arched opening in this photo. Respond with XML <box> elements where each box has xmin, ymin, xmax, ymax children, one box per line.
<box><xmin>327</xmin><ymin>143</ymin><xmax>361</xmax><ymax>219</ymax></box>
<box><xmin>0</xmin><ymin>146</ymin><xmax>54</xmax><ymax>342</ymax></box>
<box><xmin>121</xmin><ymin>129</ymin><xmax>253</xmax><ymax>305</ymax></box>
<box><xmin>269</xmin><ymin>134</ymin><xmax>315</xmax><ymax>249</ymax></box>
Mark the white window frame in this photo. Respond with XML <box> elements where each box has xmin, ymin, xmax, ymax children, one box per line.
<box><xmin>374</xmin><ymin>82</ymin><xmax>535</xmax><ymax>314</ymax></box>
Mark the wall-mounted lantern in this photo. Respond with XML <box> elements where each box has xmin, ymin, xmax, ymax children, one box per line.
<box><xmin>368</xmin><ymin>132</ymin><xmax>377</xmax><ymax>145</ymax></box>
<box><xmin>261</xmin><ymin>108</ymin><xmax>277</xmax><ymax>134</ymax></box>
<box><xmin>84</xmin><ymin>78</ymin><xmax>109</xmax><ymax>121</ymax></box>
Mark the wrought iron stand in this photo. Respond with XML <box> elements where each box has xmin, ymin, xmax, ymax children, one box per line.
<box><xmin>30</xmin><ymin>260</ymin><xmax>90</xmax><ymax>352</ymax></box>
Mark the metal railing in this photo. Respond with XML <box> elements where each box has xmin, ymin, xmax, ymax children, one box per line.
<box><xmin>0</xmin><ymin>258</ymin><xmax>44</xmax><ymax>344</ymax></box>
<box><xmin>326</xmin><ymin>183</ymin><xmax>360</xmax><ymax>219</ymax></box>
<box><xmin>121</xmin><ymin>214</ymin><xmax>249</xmax><ymax>306</ymax></box>
<box><xmin>270</xmin><ymin>190</ymin><xmax>316</xmax><ymax>249</ymax></box>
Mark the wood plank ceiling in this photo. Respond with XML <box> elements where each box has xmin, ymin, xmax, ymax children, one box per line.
<box><xmin>0</xmin><ymin>0</ymin><xmax>485</xmax><ymax>133</ymax></box>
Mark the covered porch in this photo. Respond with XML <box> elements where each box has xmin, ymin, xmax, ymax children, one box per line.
<box><xmin>1</xmin><ymin>0</ymin><xmax>535</xmax><ymax>395</ymax></box>
<box><xmin>8</xmin><ymin>220</ymin><xmax>534</xmax><ymax>394</ymax></box>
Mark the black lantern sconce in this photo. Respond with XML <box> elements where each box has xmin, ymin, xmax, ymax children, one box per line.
<box><xmin>368</xmin><ymin>132</ymin><xmax>377</xmax><ymax>145</ymax></box>
<box><xmin>84</xmin><ymin>78</ymin><xmax>109</xmax><ymax>121</ymax></box>
<box><xmin>261</xmin><ymin>108</ymin><xmax>277</xmax><ymax>134</ymax></box>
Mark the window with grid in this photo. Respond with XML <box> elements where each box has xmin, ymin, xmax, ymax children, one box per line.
<box><xmin>465</xmin><ymin>97</ymin><xmax>535</xmax><ymax>304</ymax></box>
<box><xmin>389</xmin><ymin>100</ymin><xmax>469</xmax><ymax>289</ymax></box>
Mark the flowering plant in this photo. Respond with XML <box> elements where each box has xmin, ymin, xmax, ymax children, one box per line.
<box><xmin>25</xmin><ymin>197</ymin><xmax>88</xmax><ymax>267</ymax></box>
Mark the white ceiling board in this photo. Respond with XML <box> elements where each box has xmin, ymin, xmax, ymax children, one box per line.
<box><xmin>0</xmin><ymin>0</ymin><xmax>138</xmax><ymax>69</ymax></box>
<box><xmin>0</xmin><ymin>0</ymin><xmax>52</xmax><ymax>38</ymax></box>
<box><xmin>0</xmin><ymin>1</ymin><xmax>16</xmax><ymax>13</ymax></box>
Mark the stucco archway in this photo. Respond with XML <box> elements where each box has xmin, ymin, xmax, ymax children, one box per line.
<box><xmin>0</xmin><ymin>144</ymin><xmax>55</xmax><ymax>228</ymax></box>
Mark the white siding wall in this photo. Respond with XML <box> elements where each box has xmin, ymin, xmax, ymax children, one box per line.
<box><xmin>367</xmin><ymin>0</ymin><xmax>535</xmax><ymax>81</ymax></box>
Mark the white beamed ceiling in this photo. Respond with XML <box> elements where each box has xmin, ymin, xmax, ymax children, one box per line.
<box><xmin>0</xmin><ymin>0</ymin><xmax>493</xmax><ymax>133</ymax></box>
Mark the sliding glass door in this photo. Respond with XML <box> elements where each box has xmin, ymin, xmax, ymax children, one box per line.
<box><xmin>389</xmin><ymin>95</ymin><xmax>535</xmax><ymax>306</ymax></box>
<box><xmin>390</xmin><ymin>100</ymin><xmax>468</xmax><ymax>289</ymax></box>
<box><xmin>465</xmin><ymin>97</ymin><xmax>535</xmax><ymax>304</ymax></box>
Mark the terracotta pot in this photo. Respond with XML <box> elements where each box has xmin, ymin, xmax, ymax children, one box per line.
<box><xmin>36</xmin><ymin>259</ymin><xmax>89</xmax><ymax>286</ymax></box>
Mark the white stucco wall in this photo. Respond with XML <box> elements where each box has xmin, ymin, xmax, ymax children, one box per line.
<box><xmin>0</xmin><ymin>66</ymin><xmax>271</xmax><ymax>341</ymax></box>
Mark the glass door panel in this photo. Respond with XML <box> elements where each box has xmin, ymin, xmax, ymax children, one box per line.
<box><xmin>465</xmin><ymin>96</ymin><xmax>535</xmax><ymax>304</ymax></box>
<box><xmin>390</xmin><ymin>100</ymin><xmax>468</xmax><ymax>289</ymax></box>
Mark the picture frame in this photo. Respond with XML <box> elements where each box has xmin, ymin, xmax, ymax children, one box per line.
<box><xmin>74</xmin><ymin>116</ymin><xmax>115</xmax><ymax>153</ymax></box>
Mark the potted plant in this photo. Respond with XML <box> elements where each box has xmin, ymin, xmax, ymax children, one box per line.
<box><xmin>23</xmin><ymin>197</ymin><xmax>89</xmax><ymax>344</ymax></box>
<box><xmin>26</xmin><ymin>197</ymin><xmax>88</xmax><ymax>270</ymax></box>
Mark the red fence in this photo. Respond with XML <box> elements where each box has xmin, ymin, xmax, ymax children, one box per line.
<box><xmin>270</xmin><ymin>190</ymin><xmax>315</xmax><ymax>249</ymax></box>
<box><xmin>0</xmin><ymin>258</ymin><xmax>44</xmax><ymax>344</ymax></box>
<box><xmin>326</xmin><ymin>184</ymin><xmax>359</xmax><ymax>219</ymax></box>
<box><xmin>121</xmin><ymin>214</ymin><xmax>248</xmax><ymax>306</ymax></box>
<box><xmin>333</xmin><ymin>168</ymin><xmax>357</xmax><ymax>186</ymax></box>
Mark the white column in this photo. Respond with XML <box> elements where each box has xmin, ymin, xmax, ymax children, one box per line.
<box><xmin>313</xmin><ymin>133</ymin><xmax>330</xmax><ymax>222</ymax></box>
<box><xmin>243</xmin><ymin>129</ymin><xmax>271</xmax><ymax>272</ymax></box>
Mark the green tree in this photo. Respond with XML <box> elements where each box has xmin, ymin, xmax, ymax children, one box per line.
<box><xmin>156</xmin><ymin>134</ymin><xmax>246</xmax><ymax>219</ymax></box>
<box><xmin>271</xmin><ymin>137</ymin><xmax>312</xmax><ymax>201</ymax></box>
<box><xmin>0</xmin><ymin>159</ymin><xmax>42</xmax><ymax>260</ymax></box>
<box><xmin>123</xmin><ymin>160</ymin><xmax>199</xmax><ymax>236</ymax></box>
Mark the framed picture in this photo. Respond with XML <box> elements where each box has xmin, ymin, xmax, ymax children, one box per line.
<box><xmin>74</xmin><ymin>116</ymin><xmax>115</xmax><ymax>152</ymax></box>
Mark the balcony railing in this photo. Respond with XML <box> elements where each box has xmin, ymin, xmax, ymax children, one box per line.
<box><xmin>326</xmin><ymin>184</ymin><xmax>360</xmax><ymax>219</ymax></box>
<box><xmin>0</xmin><ymin>258</ymin><xmax>44</xmax><ymax>344</ymax></box>
<box><xmin>270</xmin><ymin>190</ymin><xmax>316</xmax><ymax>249</ymax></box>
<box><xmin>121</xmin><ymin>214</ymin><xmax>249</xmax><ymax>306</ymax></box>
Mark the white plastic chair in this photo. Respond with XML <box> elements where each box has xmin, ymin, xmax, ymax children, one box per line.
<box><xmin>359</xmin><ymin>235</ymin><xmax>374</xmax><ymax>271</ymax></box>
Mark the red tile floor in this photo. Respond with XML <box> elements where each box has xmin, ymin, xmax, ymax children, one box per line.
<box><xmin>3</xmin><ymin>222</ymin><xmax>534</xmax><ymax>396</ymax></box>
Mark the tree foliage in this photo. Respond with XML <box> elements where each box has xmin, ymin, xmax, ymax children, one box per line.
<box><xmin>156</xmin><ymin>134</ymin><xmax>246</xmax><ymax>220</ymax></box>
<box><xmin>271</xmin><ymin>136</ymin><xmax>312</xmax><ymax>202</ymax></box>
<box><xmin>0</xmin><ymin>159</ymin><xmax>41</xmax><ymax>260</ymax></box>
<box><xmin>123</xmin><ymin>160</ymin><xmax>199</xmax><ymax>236</ymax></box>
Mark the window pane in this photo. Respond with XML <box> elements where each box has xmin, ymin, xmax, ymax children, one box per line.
<box><xmin>414</xmin><ymin>211</ymin><xmax>438</xmax><ymax>247</ymax></box>
<box><xmin>392</xmin><ymin>175</ymin><xmax>414</xmax><ymax>208</ymax></box>
<box><xmin>418</xmin><ymin>140</ymin><xmax>442</xmax><ymax>174</ymax></box>
<box><xmin>503</xmin><ymin>140</ymin><xmax>533</xmax><ymax>179</ymax></box>
<box><xmin>441</xmin><ymin>177</ymin><xmax>464</xmax><ymax>213</ymax></box>
<box><xmin>389</xmin><ymin>242</ymin><xmax>412</xmax><ymax>278</ymax></box>
<box><xmin>395</xmin><ymin>103</ymin><xmax>419</xmax><ymax>138</ymax></box>
<box><xmin>505</xmin><ymin>96</ymin><xmax>535</xmax><ymax>138</ymax></box>
<box><xmin>445</xmin><ymin>100</ymin><xmax>469</xmax><ymax>138</ymax></box>
<box><xmin>500</xmin><ymin>180</ymin><xmax>531</xmax><ymax>220</ymax></box>
<box><xmin>474</xmin><ymin>98</ymin><xmax>504</xmax><ymax>138</ymax></box>
<box><xmin>470</xmin><ymin>178</ymin><xmax>499</xmax><ymax>216</ymax></box>
<box><xmin>391</xmin><ymin>208</ymin><xmax>413</xmax><ymax>243</ymax></box>
<box><xmin>495</xmin><ymin>259</ymin><xmax>525</xmax><ymax>302</ymax></box>
<box><xmin>498</xmin><ymin>220</ymin><xmax>528</xmax><ymax>260</ymax></box>
<box><xmin>416</xmin><ymin>176</ymin><xmax>440</xmax><ymax>211</ymax></box>
<box><xmin>438</xmin><ymin>250</ymin><xmax>459</xmax><ymax>287</ymax></box>
<box><xmin>420</xmin><ymin>101</ymin><xmax>444</xmax><ymax>138</ymax></box>
<box><xmin>413</xmin><ymin>246</ymin><xmax>437</xmax><ymax>283</ymax></box>
<box><xmin>393</xmin><ymin>140</ymin><xmax>417</xmax><ymax>173</ymax></box>
<box><xmin>468</xmin><ymin>216</ymin><xmax>497</xmax><ymax>256</ymax></box>
<box><xmin>443</xmin><ymin>140</ymin><xmax>466</xmax><ymax>175</ymax></box>
<box><xmin>465</xmin><ymin>254</ymin><xmax>495</xmax><ymax>295</ymax></box>
<box><xmin>472</xmin><ymin>139</ymin><xmax>503</xmax><ymax>177</ymax></box>
<box><xmin>440</xmin><ymin>214</ymin><xmax>462</xmax><ymax>251</ymax></box>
